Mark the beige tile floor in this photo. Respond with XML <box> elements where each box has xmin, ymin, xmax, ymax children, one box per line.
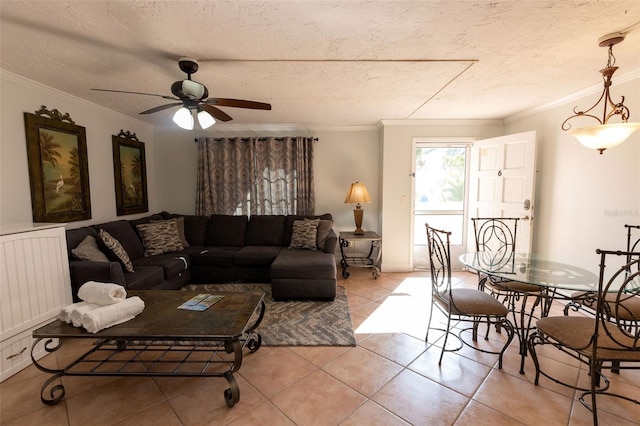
<box><xmin>2</xmin><ymin>269</ymin><xmax>639</xmax><ymax>425</ymax></box>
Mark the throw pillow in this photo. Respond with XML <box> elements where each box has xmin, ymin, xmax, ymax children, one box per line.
<box><xmin>152</xmin><ymin>217</ymin><xmax>189</xmax><ymax>247</ymax></box>
<box><xmin>98</xmin><ymin>229</ymin><xmax>135</xmax><ymax>273</ymax></box>
<box><xmin>71</xmin><ymin>235</ymin><xmax>110</xmax><ymax>262</ymax></box>
<box><xmin>136</xmin><ymin>219</ymin><xmax>184</xmax><ymax>256</ymax></box>
<box><xmin>315</xmin><ymin>219</ymin><xmax>333</xmax><ymax>251</ymax></box>
<box><xmin>289</xmin><ymin>219</ymin><xmax>319</xmax><ymax>250</ymax></box>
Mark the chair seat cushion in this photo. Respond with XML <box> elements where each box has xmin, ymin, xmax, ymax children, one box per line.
<box><xmin>536</xmin><ymin>316</ymin><xmax>640</xmax><ymax>361</ymax></box>
<box><xmin>489</xmin><ymin>279</ymin><xmax>542</xmax><ymax>293</ymax></box>
<box><xmin>607</xmin><ymin>294</ymin><xmax>640</xmax><ymax>321</ymax></box>
<box><xmin>567</xmin><ymin>292</ymin><xmax>639</xmax><ymax>321</ymax></box>
<box><xmin>437</xmin><ymin>288</ymin><xmax>509</xmax><ymax>316</ymax></box>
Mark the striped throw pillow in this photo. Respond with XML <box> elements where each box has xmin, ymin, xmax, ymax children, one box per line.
<box><xmin>136</xmin><ymin>219</ymin><xmax>184</xmax><ymax>256</ymax></box>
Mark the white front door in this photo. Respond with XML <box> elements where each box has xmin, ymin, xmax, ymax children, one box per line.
<box><xmin>467</xmin><ymin>131</ymin><xmax>537</xmax><ymax>254</ymax></box>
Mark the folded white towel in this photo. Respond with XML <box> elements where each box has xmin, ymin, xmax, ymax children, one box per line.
<box><xmin>58</xmin><ymin>301</ymin><xmax>89</xmax><ymax>323</ymax></box>
<box><xmin>81</xmin><ymin>296</ymin><xmax>145</xmax><ymax>334</ymax></box>
<box><xmin>78</xmin><ymin>281</ymin><xmax>127</xmax><ymax>305</ymax></box>
<box><xmin>70</xmin><ymin>303</ymin><xmax>101</xmax><ymax>327</ymax></box>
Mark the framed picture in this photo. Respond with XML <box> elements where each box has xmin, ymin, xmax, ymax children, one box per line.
<box><xmin>24</xmin><ymin>106</ymin><xmax>91</xmax><ymax>222</ymax></box>
<box><xmin>112</xmin><ymin>130</ymin><xmax>148</xmax><ymax>216</ymax></box>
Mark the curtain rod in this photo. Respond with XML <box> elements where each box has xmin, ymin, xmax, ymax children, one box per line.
<box><xmin>194</xmin><ymin>137</ymin><xmax>318</xmax><ymax>143</ymax></box>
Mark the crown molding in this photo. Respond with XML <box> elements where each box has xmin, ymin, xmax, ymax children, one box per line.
<box><xmin>379</xmin><ymin>119</ymin><xmax>504</xmax><ymax>127</ymax></box>
<box><xmin>1</xmin><ymin>69</ymin><xmax>153</xmax><ymax>131</ymax></box>
<box><xmin>505</xmin><ymin>68</ymin><xmax>640</xmax><ymax>124</ymax></box>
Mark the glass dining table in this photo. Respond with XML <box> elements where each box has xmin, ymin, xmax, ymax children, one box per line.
<box><xmin>459</xmin><ymin>251</ymin><xmax>599</xmax><ymax>373</ymax></box>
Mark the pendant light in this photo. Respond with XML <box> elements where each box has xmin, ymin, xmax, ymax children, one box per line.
<box><xmin>561</xmin><ymin>32</ymin><xmax>640</xmax><ymax>154</ymax></box>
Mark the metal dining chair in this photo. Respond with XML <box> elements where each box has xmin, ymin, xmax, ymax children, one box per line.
<box><xmin>528</xmin><ymin>249</ymin><xmax>640</xmax><ymax>426</ymax></box>
<box><xmin>425</xmin><ymin>224</ymin><xmax>515</xmax><ymax>368</ymax></box>
<box><xmin>471</xmin><ymin>217</ymin><xmax>545</xmax><ymax>372</ymax></box>
<box><xmin>565</xmin><ymin>224</ymin><xmax>640</xmax><ymax>319</ymax></box>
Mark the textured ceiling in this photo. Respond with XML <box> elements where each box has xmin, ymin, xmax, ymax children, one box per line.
<box><xmin>1</xmin><ymin>1</ymin><xmax>639</xmax><ymax>130</ymax></box>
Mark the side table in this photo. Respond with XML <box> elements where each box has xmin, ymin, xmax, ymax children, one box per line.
<box><xmin>339</xmin><ymin>231</ymin><xmax>382</xmax><ymax>279</ymax></box>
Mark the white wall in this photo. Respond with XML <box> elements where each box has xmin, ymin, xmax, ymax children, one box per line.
<box><xmin>379</xmin><ymin>120</ymin><xmax>505</xmax><ymax>271</ymax></box>
<box><xmin>505</xmin><ymin>77</ymin><xmax>640</xmax><ymax>270</ymax></box>
<box><xmin>0</xmin><ymin>71</ymin><xmax>156</xmax><ymax>229</ymax></box>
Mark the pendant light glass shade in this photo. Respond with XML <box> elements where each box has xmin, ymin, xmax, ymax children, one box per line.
<box><xmin>569</xmin><ymin>123</ymin><xmax>640</xmax><ymax>154</ymax></box>
<box><xmin>197</xmin><ymin>110</ymin><xmax>216</xmax><ymax>129</ymax></box>
<box><xmin>172</xmin><ymin>107</ymin><xmax>194</xmax><ymax>130</ymax></box>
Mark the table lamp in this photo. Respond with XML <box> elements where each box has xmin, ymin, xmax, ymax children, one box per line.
<box><xmin>344</xmin><ymin>181</ymin><xmax>371</xmax><ymax>235</ymax></box>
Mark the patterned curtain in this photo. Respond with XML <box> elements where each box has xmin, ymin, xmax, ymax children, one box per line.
<box><xmin>195</xmin><ymin>136</ymin><xmax>315</xmax><ymax>216</ymax></box>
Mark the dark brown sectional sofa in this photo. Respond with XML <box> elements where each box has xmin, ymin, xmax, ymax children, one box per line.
<box><xmin>66</xmin><ymin>212</ymin><xmax>338</xmax><ymax>302</ymax></box>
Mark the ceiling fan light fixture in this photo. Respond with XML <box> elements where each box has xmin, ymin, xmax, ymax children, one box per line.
<box><xmin>181</xmin><ymin>80</ymin><xmax>206</xmax><ymax>100</ymax></box>
<box><xmin>173</xmin><ymin>107</ymin><xmax>194</xmax><ymax>130</ymax></box>
<box><xmin>197</xmin><ymin>110</ymin><xmax>216</xmax><ymax>129</ymax></box>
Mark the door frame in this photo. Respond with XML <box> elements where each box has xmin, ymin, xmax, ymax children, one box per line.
<box><xmin>410</xmin><ymin>137</ymin><xmax>475</xmax><ymax>270</ymax></box>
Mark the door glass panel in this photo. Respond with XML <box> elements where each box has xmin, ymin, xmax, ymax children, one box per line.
<box><xmin>415</xmin><ymin>147</ymin><xmax>466</xmax><ymax>211</ymax></box>
<box><xmin>414</xmin><ymin>146</ymin><xmax>467</xmax><ymax>270</ymax></box>
<box><xmin>414</xmin><ymin>214</ymin><xmax>463</xmax><ymax>246</ymax></box>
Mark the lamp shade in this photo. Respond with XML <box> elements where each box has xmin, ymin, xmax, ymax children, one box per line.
<box><xmin>344</xmin><ymin>182</ymin><xmax>371</xmax><ymax>204</ymax></box>
<box><xmin>197</xmin><ymin>110</ymin><xmax>216</xmax><ymax>129</ymax></box>
<box><xmin>172</xmin><ymin>107</ymin><xmax>194</xmax><ymax>130</ymax></box>
<box><xmin>569</xmin><ymin>122</ymin><xmax>640</xmax><ymax>154</ymax></box>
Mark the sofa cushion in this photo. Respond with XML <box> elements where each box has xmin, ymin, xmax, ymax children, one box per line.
<box><xmin>136</xmin><ymin>219</ymin><xmax>184</xmax><ymax>256</ymax></box>
<box><xmin>71</xmin><ymin>235</ymin><xmax>110</xmax><ymax>262</ymax></box>
<box><xmin>129</xmin><ymin>213</ymin><xmax>164</xmax><ymax>229</ymax></box>
<box><xmin>123</xmin><ymin>266</ymin><xmax>165</xmax><ymax>290</ymax></box>
<box><xmin>316</xmin><ymin>219</ymin><xmax>333</xmax><ymax>251</ymax></box>
<box><xmin>97</xmin><ymin>229</ymin><xmax>135</xmax><ymax>273</ymax></box>
<box><xmin>245</xmin><ymin>215</ymin><xmax>285</xmax><ymax>246</ymax></box>
<box><xmin>271</xmin><ymin>249</ymin><xmax>337</xmax><ymax>279</ymax></box>
<box><xmin>66</xmin><ymin>226</ymin><xmax>98</xmax><ymax>255</ymax></box>
<box><xmin>234</xmin><ymin>246</ymin><xmax>282</xmax><ymax>266</ymax></box>
<box><xmin>96</xmin><ymin>220</ymin><xmax>145</xmax><ymax>260</ymax></box>
<box><xmin>162</xmin><ymin>213</ymin><xmax>209</xmax><ymax>246</ymax></box>
<box><xmin>284</xmin><ymin>214</ymin><xmax>332</xmax><ymax>247</ymax></box>
<box><xmin>206</xmin><ymin>215</ymin><xmax>247</xmax><ymax>246</ymax></box>
<box><xmin>183</xmin><ymin>216</ymin><xmax>208</xmax><ymax>245</ymax></box>
<box><xmin>133</xmin><ymin>254</ymin><xmax>189</xmax><ymax>278</ymax></box>
<box><xmin>158</xmin><ymin>216</ymin><xmax>189</xmax><ymax>247</ymax></box>
<box><xmin>289</xmin><ymin>219</ymin><xmax>319</xmax><ymax>250</ymax></box>
<box><xmin>190</xmin><ymin>247</ymin><xmax>241</xmax><ymax>267</ymax></box>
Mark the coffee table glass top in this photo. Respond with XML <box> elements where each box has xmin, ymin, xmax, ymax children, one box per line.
<box><xmin>34</xmin><ymin>290</ymin><xmax>264</xmax><ymax>341</ymax></box>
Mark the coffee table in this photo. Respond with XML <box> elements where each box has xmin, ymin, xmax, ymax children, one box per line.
<box><xmin>31</xmin><ymin>290</ymin><xmax>265</xmax><ymax>407</ymax></box>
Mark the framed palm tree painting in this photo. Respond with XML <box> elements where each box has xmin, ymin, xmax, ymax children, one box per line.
<box><xmin>112</xmin><ymin>130</ymin><xmax>148</xmax><ymax>216</ymax></box>
<box><xmin>24</xmin><ymin>106</ymin><xmax>91</xmax><ymax>222</ymax></box>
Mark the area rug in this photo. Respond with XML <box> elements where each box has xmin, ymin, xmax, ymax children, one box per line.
<box><xmin>182</xmin><ymin>283</ymin><xmax>356</xmax><ymax>347</ymax></box>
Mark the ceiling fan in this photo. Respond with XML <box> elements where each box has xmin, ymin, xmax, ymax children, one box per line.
<box><xmin>92</xmin><ymin>57</ymin><xmax>271</xmax><ymax>129</ymax></box>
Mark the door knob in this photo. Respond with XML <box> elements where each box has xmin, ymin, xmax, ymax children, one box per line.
<box><xmin>521</xmin><ymin>215</ymin><xmax>530</xmax><ymax>221</ymax></box>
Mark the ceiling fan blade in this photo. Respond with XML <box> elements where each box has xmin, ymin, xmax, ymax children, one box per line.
<box><xmin>92</xmin><ymin>88</ymin><xmax>177</xmax><ymax>101</ymax></box>
<box><xmin>206</xmin><ymin>98</ymin><xmax>272</xmax><ymax>110</ymax></box>
<box><xmin>140</xmin><ymin>103</ymin><xmax>182</xmax><ymax>114</ymax></box>
<box><xmin>199</xmin><ymin>103</ymin><xmax>233</xmax><ymax>122</ymax></box>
